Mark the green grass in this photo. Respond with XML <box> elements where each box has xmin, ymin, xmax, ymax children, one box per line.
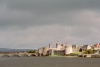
<box><xmin>73</xmin><ymin>52</ymin><xmax>82</xmax><ymax>55</ymax></box>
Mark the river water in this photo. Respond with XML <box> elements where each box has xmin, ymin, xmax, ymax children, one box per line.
<box><xmin>0</xmin><ymin>57</ymin><xmax>100</xmax><ymax>67</ymax></box>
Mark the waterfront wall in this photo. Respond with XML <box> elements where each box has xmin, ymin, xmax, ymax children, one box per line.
<box><xmin>91</xmin><ymin>54</ymin><xmax>100</xmax><ymax>58</ymax></box>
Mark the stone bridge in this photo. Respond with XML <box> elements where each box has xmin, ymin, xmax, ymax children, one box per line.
<box><xmin>0</xmin><ymin>53</ymin><xmax>37</xmax><ymax>57</ymax></box>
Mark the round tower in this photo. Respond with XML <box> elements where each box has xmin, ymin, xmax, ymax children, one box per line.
<box><xmin>65</xmin><ymin>45</ymin><xmax>72</xmax><ymax>55</ymax></box>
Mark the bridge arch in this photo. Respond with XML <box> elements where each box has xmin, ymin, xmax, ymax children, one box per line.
<box><xmin>1</xmin><ymin>54</ymin><xmax>10</xmax><ymax>57</ymax></box>
<box><xmin>11</xmin><ymin>54</ymin><xmax>19</xmax><ymax>57</ymax></box>
<box><xmin>21</xmin><ymin>54</ymin><xmax>29</xmax><ymax>57</ymax></box>
<box><xmin>30</xmin><ymin>54</ymin><xmax>37</xmax><ymax>56</ymax></box>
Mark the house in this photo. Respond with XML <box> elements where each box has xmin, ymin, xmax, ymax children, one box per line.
<box><xmin>80</xmin><ymin>45</ymin><xmax>92</xmax><ymax>52</ymax></box>
<box><xmin>92</xmin><ymin>43</ymin><xmax>100</xmax><ymax>50</ymax></box>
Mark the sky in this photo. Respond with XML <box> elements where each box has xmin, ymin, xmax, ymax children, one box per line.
<box><xmin>0</xmin><ymin>0</ymin><xmax>100</xmax><ymax>49</ymax></box>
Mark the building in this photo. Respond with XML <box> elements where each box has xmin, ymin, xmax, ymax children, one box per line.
<box><xmin>79</xmin><ymin>45</ymin><xmax>92</xmax><ymax>52</ymax></box>
<box><xmin>92</xmin><ymin>43</ymin><xmax>100</xmax><ymax>50</ymax></box>
<box><xmin>38</xmin><ymin>42</ymin><xmax>79</xmax><ymax>56</ymax></box>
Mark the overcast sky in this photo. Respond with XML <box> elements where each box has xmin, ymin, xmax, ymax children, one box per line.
<box><xmin>0</xmin><ymin>0</ymin><xmax>100</xmax><ymax>49</ymax></box>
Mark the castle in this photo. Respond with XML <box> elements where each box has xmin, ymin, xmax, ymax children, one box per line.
<box><xmin>38</xmin><ymin>42</ymin><xmax>100</xmax><ymax>56</ymax></box>
<box><xmin>38</xmin><ymin>42</ymin><xmax>80</xmax><ymax>56</ymax></box>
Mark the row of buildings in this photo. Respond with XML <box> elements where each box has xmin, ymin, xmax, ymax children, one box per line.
<box><xmin>38</xmin><ymin>42</ymin><xmax>100</xmax><ymax>56</ymax></box>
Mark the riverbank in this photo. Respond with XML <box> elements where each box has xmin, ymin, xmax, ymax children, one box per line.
<box><xmin>49</xmin><ymin>55</ymin><xmax>77</xmax><ymax>58</ymax></box>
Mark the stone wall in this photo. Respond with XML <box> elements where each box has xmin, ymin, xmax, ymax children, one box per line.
<box><xmin>72</xmin><ymin>47</ymin><xmax>80</xmax><ymax>53</ymax></box>
<box><xmin>53</xmin><ymin>50</ymin><xmax>65</xmax><ymax>56</ymax></box>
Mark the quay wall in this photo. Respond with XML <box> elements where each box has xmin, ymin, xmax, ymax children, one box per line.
<box><xmin>91</xmin><ymin>54</ymin><xmax>100</xmax><ymax>58</ymax></box>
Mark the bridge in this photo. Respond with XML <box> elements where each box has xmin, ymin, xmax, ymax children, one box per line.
<box><xmin>0</xmin><ymin>52</ymin><xmax>37</xmax><ymax>57</ymax></box>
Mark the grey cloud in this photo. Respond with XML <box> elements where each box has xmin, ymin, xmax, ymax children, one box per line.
<box><xmin>0</xmin><ymin>0</ymin><xmax>100</xmax><ymax>48</ymax></box>
<box><xmin>70</xmin><ymin>27</ymin><xmax>93</xmax><ymax>38</ymax></box>
<box><xmin>0</xmin><ymin>0</ymin><xmax>6</xmax><ymax>4</ymax></box>
<box><xmin>0</xmin><ymin>0</ymin><xmax>100</xmax><ymax>28</ymax></box>
<box><xmin>0</xmin><ymin>25</ymin><xmax>72</xmax><ymax>48</ymax></box>
<box><xmin>6</xmin><ymin>0</ymin><xmax>100</xmax><ymax>12</ymax></box>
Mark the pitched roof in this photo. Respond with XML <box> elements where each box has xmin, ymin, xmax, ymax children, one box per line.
<box><xmin>81</xmin><ymin>45</ymin><xmax>89</xmax><ymax>49</ymax></box>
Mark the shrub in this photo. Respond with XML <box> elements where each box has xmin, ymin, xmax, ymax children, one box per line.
<box><xmin>84</xmin><ymin>49</ymin><xmax>93</xmax><ymax>54</ymax></box>
<box><xmin>93</xmin><ymin>50</ymin><xmax>97</xmax><ymax>53</ymax></box>
<box><xmin>28</xmin><ymin>50</ymin><xmax>36</xmax><ymax>53</ymax></box>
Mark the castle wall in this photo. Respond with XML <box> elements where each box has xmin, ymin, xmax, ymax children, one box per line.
<box><xmin>72</xmin><ymin>48</ymin><xmax>79</xmax><ymax>53</ymax></box>
<box><xmin>56</xmin><ymin>43</ymin><xmax>61</xmax><ymax>50</ymax></box>
<box><xmin>53</xmin><ymin>50</ymin><xmax>65</xmax><ymax>56</ymax></box>
<box><xmin>56</xmin><ymin>43</ymin><xmax>66</xmax><ymax>50</ymax></box>
<box><xmin>38</xmin><ymin>48</ymin><xmax>43</xmax><ymax>56</ymax></box>
<box><xmin>42</xmin><ymin>46</ymin><xmax>49</xmax><ymax>56</ymax></box>
<box><xmin>38</xmin><ymin>48</ymin><xmax>43</xmax><ymax>54</ymax></box>
<box><xmin>49</xmin><ymin>49</ymin><xmax>54</xmax><ymax>55</ymax></box>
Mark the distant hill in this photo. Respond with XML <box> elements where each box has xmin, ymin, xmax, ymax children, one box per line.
<box><xmin>0</xmin><ymin>48</ymin><xmax>36</xmax><ymax>52</ymax></box>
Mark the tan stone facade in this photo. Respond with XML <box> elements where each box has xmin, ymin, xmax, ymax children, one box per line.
<box><xmin>38</xmin><ymin>43</ymin><xmax>80</xmax><ymax>56</ymax></box>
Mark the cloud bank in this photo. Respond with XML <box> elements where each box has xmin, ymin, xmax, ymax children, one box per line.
<box><xmin>0</xmin><ymin>0</ymin><xmax>100</xmax><ymax>49</ymax></box>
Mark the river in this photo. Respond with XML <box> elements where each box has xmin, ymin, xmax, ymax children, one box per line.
<box><xmin>0</xmin><ymin>57</ymin><xmax>100</xmax><ymax>67</ymax></box>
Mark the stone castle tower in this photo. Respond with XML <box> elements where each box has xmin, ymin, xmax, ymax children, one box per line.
<box><xmin>65</xmin><ymin>45</ymin><xmax>72</xmax><ymax>55</ymax></box>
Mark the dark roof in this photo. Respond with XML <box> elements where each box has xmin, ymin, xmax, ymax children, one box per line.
<box><xmin>81</xmin><ymin>45</ymin><xmax>89</xmax><ymax>49</ymax></box>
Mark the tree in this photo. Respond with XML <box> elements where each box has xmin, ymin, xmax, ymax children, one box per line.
<box><xmin>79</xmin><ymin>48</ymin><xmax>82</xmax><ymax>52</ymax></box>
<box><xmin>28</xmin><ymin>50</ymin><xmax>36</xmax><ymax>53</ymax></box>
<box><xmin>84</xmin><ymin>49</ymin><xmax>93</xmax><ymax>54</ymax></box>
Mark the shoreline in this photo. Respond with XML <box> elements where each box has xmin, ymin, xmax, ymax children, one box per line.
<box><xmin>49</xmin><ymin>55</ymin><xmax>78</xmax><ymax>58</ymax></box>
